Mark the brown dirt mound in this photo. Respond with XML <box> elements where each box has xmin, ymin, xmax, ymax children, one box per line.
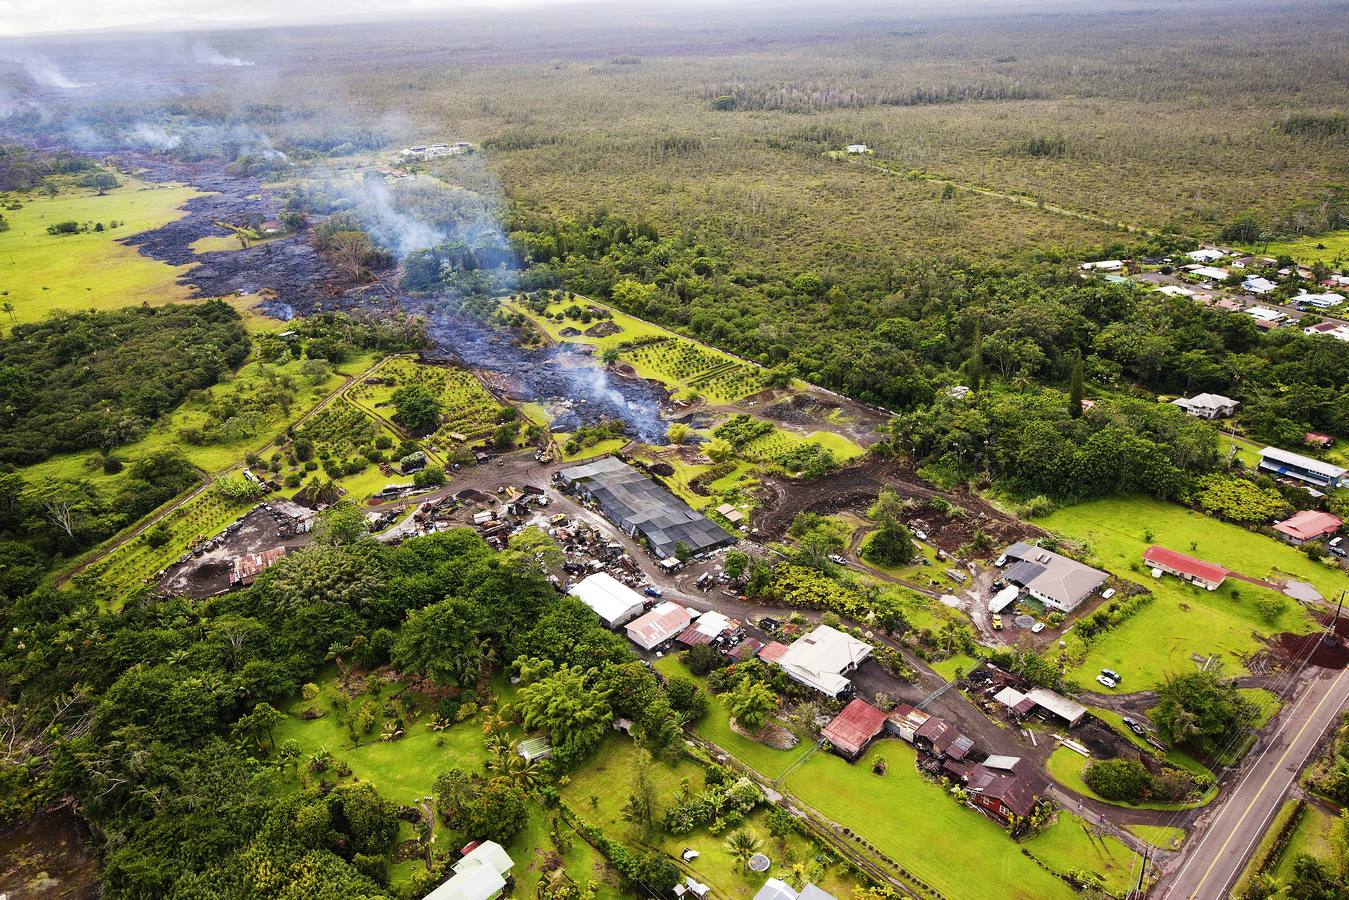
<box><xmin>648</xmin><ymin>462</ymin><xmax>675</xmax><ymax>477</ymax></box>
<box><xmin>1271</xmin><ymin>611</ymin><xmax>1349</xmax><ymax>670</ymax></box>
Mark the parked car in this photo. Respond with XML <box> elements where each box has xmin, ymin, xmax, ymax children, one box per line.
<box><xmin>829</xmin><ymin>554</ymin><xmax>847</xmax><ymax>565</ymax></box>
<box><xmin>992</xmin><ymin>614</ymin><xmax>1004</xmax><ymax>630</ymax></box>
<box><xmin>1101</xmin><ymin>588</ymin><xmax>1116</xmax><ymax>600</ymax></box>
<box><xmin>1101</xmin><ymin>668</ymin><xmax>1122</xmax><ymax>683</ymax></box>
<box><xmin>1096</xmin><ymin>674</ymin><xmax>1119</xmax><ymax>689</ymax></box>
<box><xmin>993</xmin><ymin>554</ymin><xmax>1007</xmax><ymax>566</ymax></box>
<box><xmin>643</xmin><ymin>586</ymin><xmax>663</xmax><ymax>598</ymax></box>
<box><xmin>1332</xmin><ymin>546</ymin><xmax>1348</xmax><ymax>559</ymax></box>
<box><xmin>912</xmin><ymin>529</ymin><xmax>928</xmax><ymax>541</ymax></box>
<box><xmin>1031</xmin><ymin>621</ymin><xmax>1045</xmax><ymax>634</ymax></box>
<box><xmin>1121</xmin><ymin>716</ymin><xmax>1147</xmax><ymax>736</ymax></box>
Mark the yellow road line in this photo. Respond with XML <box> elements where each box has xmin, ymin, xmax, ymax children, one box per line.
<box><xmin>1186</xmin><ymin>668</ymin><xmax>1348</xmax><ymax>898</ymax></box>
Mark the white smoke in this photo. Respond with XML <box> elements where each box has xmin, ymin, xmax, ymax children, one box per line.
<box><xmin>16</xmin><ymin>54</ymin><xmax>88</xmax><ymax>89</ymax></box>
<box><xmin>191</xmin><ymin>41</ymin><xmax>254</xmax><ymax>68</ymax></box>
<box><xmin>126</xmin><ymin>122</ymin><xmax>183</xmax><ymax>151</ymax></box>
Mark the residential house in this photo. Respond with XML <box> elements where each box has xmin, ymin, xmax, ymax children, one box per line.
<box><xmin>965</xmin><ymin>765</ymin><xmax>1042</xmax><ymax>825</ymax></box>
<box><xmin>821</xmin><ymin>698</ymin><xmax>889</xmax><ymax>759</ymax></box>
<box><xmin>885</xmin><ymin>704</ymin><xmax>931</xmax><ymax>742</ymax></box>
<box><xmin>1243</xmin><ymin>276</ymin><xmax>1278</xmax><ymax>295</ymax></box>
<box><xmin>625</xmin><ymin>601</ymin><xmax>694</xmax><ymax>650</ymax></box>
<box><xmin>1143</xmin><ymin>545</ymin><xmax>1229</xmax><ymax>591</ymax></box>
<box><xmin>845</xmin><ymin>144</ymin><xmax>869</xmax><ymax>154</ymax></box>
<box><xmin>1186</xmin><ymin>248</ymin><xmax>1228</xmax><ymax>263</ymax></box>
<box><xmin>754</xmin><ymin>880</ymin><xmax>837</xmax><ymax>900</ymax></box>
<box><xmin>1273</xmin><ymin>510</ymin><xmax>1343</xmax><ymax>545</ymax></box>
<box><xmin>569</xmin><ymin>572</ymin><xmax>646</xmax><ymax>628</ymax></box>
<box><xmin>772</xmin><ymin>625</ymin><xmax>872</xmax><ymax>697</ymax></box>
<box><xmin>728</xmin><ymin>638</ymin><xmax>763</xmax><ymax>662</ymax></box>
<box><xmin>1079</xmin><ymin>260</ymin><xmax>1123</xmax><ymax>271</ymax></box>
<box><xmin>424</xmin><ymin>841</ymin><xmax>514</xmax><ymax>900</ymax></box>
<box><xmin>1171</xmin><ymin>393</ymin><xmax>1238</xmax><ymax>419</ymax></box>
<box><xmin>1214</xmin><ymin>298</ymin><xmax>1245</xmax><ymax>312</ymax></box>
<box><xmin>913</xmin><ymin>715</ymin><xmax>962</xmax><ymax>756</ymax></box>
<box><xmin>1259</xmin><ymin>446</ymin><xmax>1348</xmax><ymax>488</ymax></box>
<box><xmin>1306</xmin><ymin>433</ymin><xmax>1336</xmax><ymax>449</ymax></box>
<box><xmin>675</xmin><ymin>610</ymin><xmax>735</xmax><ymax>647</ymax></box>
<box><xmin>1304</xmin><ymin>321</ymin><xmax>1349</xmax><ymax>342</ymax></box>
<box><xmin>1187</xmin><ymin>265</ymin><xmax>1229</xmax><ymax>281</ymax></box>
<box><xmin>1155</xmin><ymin>285</ymin><xmax>1197</xmax><ymax>298</ymax></box>
<box><xmin>999</xmin><ymin>543</ymin><xmax>1109</xmax><ymax>613</ymax></box>
<box><xmin>1247</xmin><ymin>306</ymin><xmax>1286</xmax><ymax>329</ymax></box>
<box><xmin>1293</xmin><ymin>291</ymin><xmax>1345</xmax><ymax>310</ymax></box>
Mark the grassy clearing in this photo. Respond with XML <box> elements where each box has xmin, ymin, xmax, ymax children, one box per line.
<box><xmin>1045</xmin><ymin>747</ymin><xmax>1214</xmax><ymax>811</ymax></box>
<box><xmin>1037</xmin><ymin>496</ymin><xmax>1326</xmax><ymax>690</ymax></box>
<box><xmin>1125</xmin><ymin>824</ymin><xmax>1186</xmax><ymax>851</ymax></box>
<box><xmin>1026</xmin><ymin>813</ymin><xmax>1142</xmax><ymax>896</ymax></box>
<box><xmin>739</xmin><ymin>426</ymin><xmax>865</xmax><ymax>466</ymax></box>
<box><xmin>1244</xmin><ymin>230</ymin><xmax>1349</xmax><ymax>266</ymax></box>
<box><xmin>1270</xmin><ymin>802</ymin><xmax>1337</xmax><ymax>883</ymax></box>
<box><xmin>783</xmin><ymin>740</ymin><xmax>1079</xmax><ymax>900</ymax></box>
<box><xmin>0</xmin><ymin>179</ymin><xmax>199</xmax><ymax>332</ymax></box>
<box><xmin>653</xmin><ymin>657</ymin><xmax>804</xmax><ymax>780</ymax></box>
<box><xmin>557</xmin><ymin>436</ymin><xmax>629</xmax><ymax>462</ymax></box>
<box><xmin>1087</xmin><ymin>707</ymin><xmax>1209</xmax><ymax>776</ymax></box>
<box><xmin>929</xmin><ymin>654</ymin><xmax>980</xmax><ymax>682</ymax></box>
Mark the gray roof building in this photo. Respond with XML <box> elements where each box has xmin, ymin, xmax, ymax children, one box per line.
<box><xmin>1001</xmin><ymin>543</ymin><xmax>1108</xmax><ymax>613</ymax></box>
<box><xmin>558</xmin><ymin>457</ymin><xmax>732</xmax><ymax>559</ymax></box>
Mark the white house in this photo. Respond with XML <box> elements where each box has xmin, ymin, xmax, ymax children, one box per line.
<box><xmin>1293</xmin><ymin>291</ymin><xmax>1345</xmax><ymax>309</ymax></box>
<box><xmin>425</xmin><ymin>841</ymin><xmax>514</xmax><ymax>900</ymax></box>
<box><xmin>568</xmin><ymin>572</ymin><xmax>646</xmax><ymax>628</ymax></box>
<box><xmin>845</xmin><ymin>144</ymin><xmax>869</xmax><ymax>154</ymax></box>
<box><xmin>773</xmin><ymin>625</ymin><xmax>872</xmax><ymax>697</ymax></box>
<box><xmin>1171</xmin><ymin>393</ymin><xmax>1238</xmax><ymax>419</ymax></box>
<box><xmin>1079</xmin><ymin>260</ymin><xmax>1123</xmax><ymax>272</ymax></box>
<box><xmin>1243</xmin><ymin>276</ymin><xmax>1278</xmax><ymax>294</ymax></box>
<box><xmin>1247</xmin><ymin>306</ymin><xmax>1286</xmax><ymax>327</ymax></box>
<box><xmin>1186</xmin><ymin>248</ymin><xmax>1228</xmax><ymax>263</ymax></box>
<box><xmin>1304</xmin><ymin>321</ymin><xmax>1349</xmax><ymax>343</ymax></box>
<box><xmin>1188</xmin><ymin>265</ymin><xmax>1229</xmax><ymax>281</ymax></box>
<box><xmin>1154</xmin><ymin>285</ymin><xmax>1196</xmax><ymax>298</ymax></box>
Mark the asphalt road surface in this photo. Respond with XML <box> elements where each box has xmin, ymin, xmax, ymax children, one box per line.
<box><xmin>1160</xmin><ymin>663</ymin><xmax>1349</xmax><ymax>899</ymax></box>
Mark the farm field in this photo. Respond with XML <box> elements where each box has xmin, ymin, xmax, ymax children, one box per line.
<box><xmin>1243</xmin><ymin>229</ymin><xmax>1349</xmax><ymax>265</ymax></box>
<box><xmin>620</xmin><ymin>336</ymin><xmax>768</xmax><ymax>404</ymax></box>
<box><xmin>0</xmin><ymin>179</ymin><xmax>199</xmax><ymax>331</ymax></box>
<box><xmin>351</xmin><ymin>357</ymin><xmax>508</xmax><ymax>449</ymax></box>
<box><xmin>739</xmin><ymin>425</ymin><xmax>865</xmax><ymax>466</ymax></box>
<box><xmin>1037</xmin><ymin>496</ymin><xmax>1327</xmax><ymax>689</ymax></box>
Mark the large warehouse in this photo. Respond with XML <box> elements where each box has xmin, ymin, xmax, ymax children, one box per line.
<box><xmin>557</xmin><ymin>456</ymin><xmax>733</xmax><ymax>560</ymax></box>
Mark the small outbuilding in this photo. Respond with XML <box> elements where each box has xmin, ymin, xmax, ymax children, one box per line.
<box><xmin>625</xmin><ymin>601</ymin><xmax>694</xmax><ymax>650</ymax></box>
<box><xmin>569</xmin><ymin>572</ymin><xmax>646</xmax><ymax>628</ymax></box>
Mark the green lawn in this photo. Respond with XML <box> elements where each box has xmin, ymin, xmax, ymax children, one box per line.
<box><xmin>1270</xmin><ymin>802</ymin><xmax>1338</xmax><ymax>884</ymax></box>
<box><xmin>1045</xmin><ymin>747</ymin><xmax>1214</xmax><ymax>811</ymax></box>
<box><xmin>783</xmin><ymin>740</ymin><xmax>1079</xmax><ymax>900</ymax></box>
<box><xmin>0</xmin><ymin>179</ymin><xmax>200</xmax><ymax>332</ymax></box>
<box><xmin>1126</xmin><ymin>824</ymin><xmax>1186</xmax><ymax>851</ymax></box>
<box><xmin>1027</xmin><ymin>813</ymin><xmax>1142</xmax><ymax>896</ymax></box>
<box><xmin>930</xmin><ymin>654</ymin><xmax>980</xmax><ymax>682</ymax></box>
<box><xmin>654</xmin><ymin>657</ymin><xmax>807</xmax><ymax>779</ymax></box>
<box><xmin>1037</xmin><ymin>496</ymin><xmax>1327</xmax><ymax>689</ymax></box>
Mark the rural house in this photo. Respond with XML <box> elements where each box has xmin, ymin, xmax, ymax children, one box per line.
<box><xmin>999</xmin><ymin>543</ymin><xmax>1109</xmax><ymax>613</ymax></box>
<box><xmin>1259</xmin><ymin>447</ymin><xmax>1347</xmax><ymax>488</ymax></box>
<box><xmin>1144</xmin><ymin>545</ymin><xmax>1228</xmax><ymax>590</ymax></box>
<box><xmin>1243</xmin><ymin>276</ymin><xmax>1278</xmax><ymax>294</ymax></box>
<box><xmin>1273</xmin><ymin>510</ymin><xmax>1343</xmax><ymax>545</ymax></box>
<box><xmin>773</xmin><ymin>624</ymin><xmax>872</xmax><ymax>697</ymax></box>
<box><xmin>568</xmin><ymin>572</ymin><xmax>646</xmax><ymax>627</ymax></box>
<box><xmin>754</xmin><ymin>879</ymin><xmax>838</xmax><ymax>900</ymax></box>
<box><xmin>1171</xmin><ymin>393</ymin><xmax>1237</xmax><ymax>419</ymax></box>
<box><xmin>425</xmin><ymin>841</ymin><xmax>514</xmax><ymax>900</ymax></box>
<box><xmin>821</xmin><ymin>698</ymin><xmax>889</xmax><ymax>760</ymax></box>
<box><xmin>964</xmin><ymin>766</ymin><xmax>1042</xmax><ymax>825</ymax></box>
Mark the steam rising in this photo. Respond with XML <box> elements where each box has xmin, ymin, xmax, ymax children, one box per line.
<box><xmin>7</xmin><ymin>53</ymin><xmax>88</xmax><ymax>89</ymax></box>
<box><xmin>191</xmin><ymin>41</ymin><xmax>254</xmax><ymax>67</ymax></box>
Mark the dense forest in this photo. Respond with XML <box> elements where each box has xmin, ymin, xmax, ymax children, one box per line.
<box><xmin>0</xmin><ymin>302</ymin><xmax>249</xmax><ymax>464</ymax></box>
<box><xmin>0</xmin><ymin>519</ymin><xmax>711</xmax><ymax>898</ymax></box>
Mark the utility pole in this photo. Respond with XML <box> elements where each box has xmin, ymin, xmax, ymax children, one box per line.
<box><xmin>1326</xmin><ymin>590</ymin><xmax>1345</xmax><ymax>648</ymax></box>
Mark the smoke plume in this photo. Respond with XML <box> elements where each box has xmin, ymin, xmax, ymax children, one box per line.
<box><xmin>190</xmin><ymin>41</ymin><xmax>255</xmax><ymax>68</ymax></box>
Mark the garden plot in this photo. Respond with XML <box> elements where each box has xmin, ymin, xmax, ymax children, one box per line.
<box><xmin>739</xmin><ymin>425</ymin><xmax>865</xmax><ymax>466</ymax></box>
<box><xmin>355</xmin><ymin>358</ymin><xmax>507</xmax><ymax>445</ymax></box>
<box><xmin>621</xmin><ymin>337</ymin><xmax>768</xmax><ymax>403</ymax></box>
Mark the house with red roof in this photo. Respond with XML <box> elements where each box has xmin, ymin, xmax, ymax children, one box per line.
<box><xmin>1273</xmin><ymin>510</ymin><xmax>1343</xmax><ymax>545</ymax></box>
<box><xmin>1143</xmin><ymin>546</ymin><xmax>1229</xmax><ymax>591</ymax></box>
<box><xmin>821</xmin><ymin>699</ymin><xmax>888</xmax><ymax>760</ymax></box>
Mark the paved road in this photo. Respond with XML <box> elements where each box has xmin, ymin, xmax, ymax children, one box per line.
<box><xmin>1159</xmin><ymin>663</ymin><xmax>1349</xmax><ymax>899</ymax></box>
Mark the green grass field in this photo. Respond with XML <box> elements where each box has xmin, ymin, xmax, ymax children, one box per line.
<box><xmin>1045</xmin><ymin>747</ymin><xmax>1214</xmax><ymax>812</ymax></box>
<box><xmin>1026</xmin><ymin>813</ymin><xmax>1142</xmax><ymax>896</ymax></box>
<box><xmin>0</xmin><ymin>179</ymin><xmax>199</xmax><ymax>332</ymax></box>
<box><xmin>1243</xmin><ymin>230</ymin><xmax>1349</xmax><ymax>266</ymax></box>
<box><xmin>1037</xmin><ymin>496</ymin><xmax>1326</xmax><ymax>689</ymax></box>
<box><xmin>784</xmin><ymin>740</ymin><xmax>1086</xmax><ymax>900</ymax></box>
<box><xmin>1125</xmin><ymin>824</ymin><xmax>1186</xmax><ymax>851</ymax></box>
<box><xmin>1270</xmin><ymin>802</ymin><xmax>1338</xmax><ymax>884</ymax></box>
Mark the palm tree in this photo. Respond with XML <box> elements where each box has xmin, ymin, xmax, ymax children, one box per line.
<box><xmin>2</xmin><ymin>301</ymin><xmax>14</xmax><ymax>322</ymax></box>
<box><xmin>724</xmin><ymin>830</ymin><xmax>762</xmax><ymax>874</ymax></box>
